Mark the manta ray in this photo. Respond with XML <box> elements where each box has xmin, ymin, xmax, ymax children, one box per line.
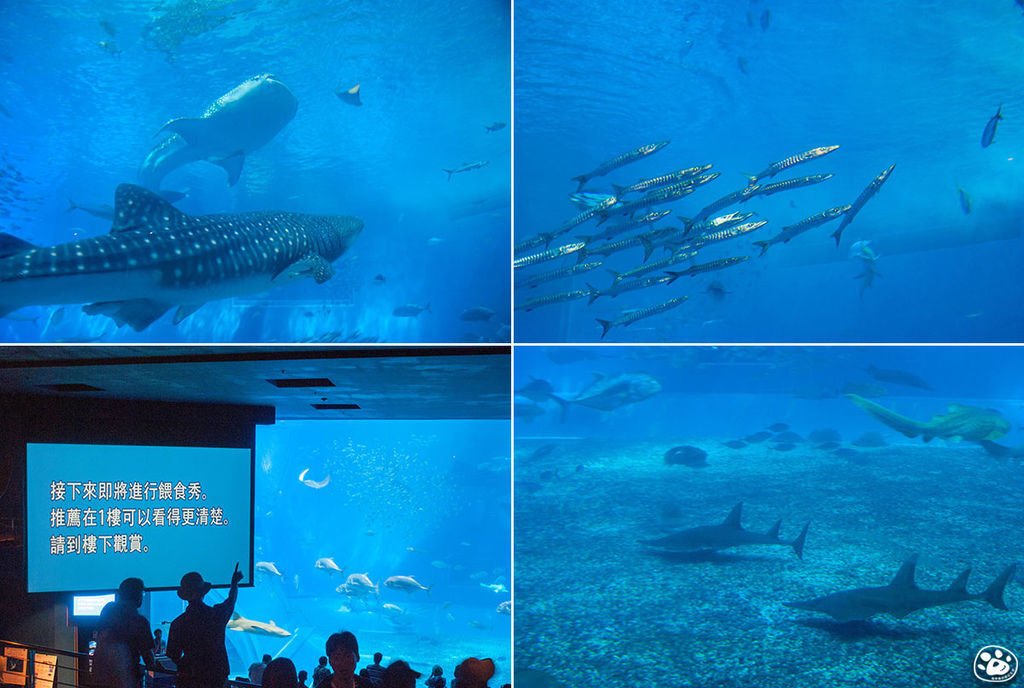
<box><xmin>0</xmin><ymin>184</ymin><xmax>362</xmax><ymax>331</ymax></box>
<box><xmin>846</xmin><ymin>394</ymin><xmax>1009</xmax><ymax>443</ymax></box>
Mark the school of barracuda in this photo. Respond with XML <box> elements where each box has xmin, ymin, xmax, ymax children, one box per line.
<box><xmin>514</xmin><ymin>141</ymin><xmax>895</xmax><ymax>339</ymax></box>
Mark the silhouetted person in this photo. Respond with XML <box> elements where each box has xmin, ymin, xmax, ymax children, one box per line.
<box><xmin>324</xmin><ymin>631</ymin><xmax>372</xmax><ymax>688</ymax></box>
<box><xmin>92</xmin><ymin>578</ymin><xmax>157</xmax><ymax>688</ymax></box>
<box><xmin>165</xmin><ymin>564</ymin><xmax>243</xmax><ymax>688</ymax></box>
<box><xmin>380</xmin><ymin>661</ymin><xmax>420</xmax><ymax>688</ymax></box>
<box><xmin>425</xmin><ymin>665</ymin><xmax>446</xmax><ymax>688</ymax></box>
<box><xmin>364</xmin><ymin>653</ymin><xmax>385</xmax><ymax>687</ymax></box>
<box><xmin>298</xmin><ymin>670</ymin><xmax>309</xmax><ymax>688</ymax></box>
<box><xmin>312</xmin><ymin>657</ymin><xmax>330</xmax><ymax>688</ymax></box>
<box><xmin>250</xmin><ymin>654</ymin><xmax>272</xmax><ymax>685</ymax></box>
<box><xmin>451</xmin><ymin>658</ymin><xmax>494</xmax><ymax>688</ymax></box>
<box><xmin>152</xmin><ymin>629</ymin><xmax>165</xmax><ymax>656</ymax></box>
<box><xmin>263</xmin><ymin>658</ymin><xmax>298</xmax><ymax>688</ymax></box>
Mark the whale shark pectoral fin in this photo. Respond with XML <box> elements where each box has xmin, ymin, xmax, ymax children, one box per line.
<box><xmin>216</xmin><ymin>152</ymin><xmax>246</xmax><ymax>186</ymax></box>
<box><xmin>173</xmin><ymin>304</ymin><xmax>204</xmax><ymax>325</ymax></box>
<box><xmin>158</xmin><ymin>117</ymin><xmax>209</xmax><ymax>145</ymax></box>
<box><xmin>82</xmin><ymin>299</ymin><xmax>172</xmax><ymax>331</ymax></box>
<box><xmin>111</xmin><ymin>184</ymin><xmax>192</xmax><ymax>234</ymax></box>
<box><xmin>273</xmin><ymin>255</ymin><xmax>334</xmax><ymax>284</ymax></box>
<box><xmin>0</xmin><ymin>232</ymin><xmax>38</xmax><ymax>258</ymax></box>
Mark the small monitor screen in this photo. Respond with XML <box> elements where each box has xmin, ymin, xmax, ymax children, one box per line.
<box><xmin>26</xmin><ymin>443</ymin><xmax>253</xmax><ymax>593</ymax></box>
<box><xmin>72</xmin><ymin>593</ymin><xmax>116</xmax><ymax>617</ymax></box>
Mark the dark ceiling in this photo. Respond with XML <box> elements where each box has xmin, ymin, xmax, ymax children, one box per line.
<box><xmin>0</xmin><ymin>346</ymin><xmax>510</xmax><ymax>420</ymax></box>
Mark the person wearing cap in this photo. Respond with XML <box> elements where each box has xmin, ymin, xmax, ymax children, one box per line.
<box><xmin>425</xmin><ymin>665</ymin><xmax>446</xmax><ymax>688</ymax></box>
<box><xmin>451</xmin><ymin>658</ymin><xmax>495</xmax><ymax>688</ymax></box>
<box><xmin>165</xmin><ymin>563</ymin><xmax>244</xmax><ymax>688</ymax></box>
<box><xmin>323</xmin><ymin>631</ymin><xmax>373</xmax><ymax>688</ymax></box>
<box><xmin>380</xmin><ymin>660</ymin><xmax>420</xmax><ymax>688</ymax></box>
<box><xmin>92</xmin><ymin>578</ymin><xmax>158</xmax><ymax>688</ymax></box>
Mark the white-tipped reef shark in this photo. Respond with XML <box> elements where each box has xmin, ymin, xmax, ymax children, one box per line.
<box><xmin>139</xmin><ymin>74</ymin><xmax>298</xmax><ymax>190</ymax></box>
<box><xmin>640</xmin><ymin>502</ymin><xmax>809</xmax><ymax>558</ymax></box>
<box><xmin>0</xmin><ymin>184</ymin><xmax>362</xmax><ymax>331</ymax></box>
<box><xmin>785</xmin><ymin>555</ymin><xmax>1015</xmax><ymax>622</ymax></box>
<box><xmin>846</xmin><ymin>394</ymin><xmax>1009</xmax><ymax>442</ymax></box>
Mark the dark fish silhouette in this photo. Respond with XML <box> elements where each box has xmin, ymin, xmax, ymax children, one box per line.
<box><xmin>640</xmin><ymin>502</ymin><xmax>808</xmax><ymax>558</ymax></box>
<box><xmin>767</xmin><ymin>423</ymin><xmax>789</xmax><ymax>432</ymax></box>
<box><xmin>722</xmin><ymin>440</ymin><xmax>747</xmax><ymax>450</ymax></box>
<box><xmin>664</xmin><ymin>445</ymin><xmax>708</xmax><ymax>468</ymax></box>
<box><xmin>848</xmin><ymin>394</ymin><xmax>1009</xmax><ymax>442</ymax></box>
<box><xmin>981</xmin><ymin>105</ymin><xmax>1002</xmax><ymax>148</ymax></box>
<box><xmin>865</xmin><ymin>364</ymin><xmax>932</xmax><ymax>390</ymax></box>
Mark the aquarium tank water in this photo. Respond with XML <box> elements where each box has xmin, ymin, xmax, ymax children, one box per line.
<box><xmin>149</xmin><ymin>418</ymin><xmax>511</xmax><ymax>685</ymax></box>
<box><xmin>0</xmin><ymin>0</ymin><xmax>510</xmax><ymax>343</ymax></box>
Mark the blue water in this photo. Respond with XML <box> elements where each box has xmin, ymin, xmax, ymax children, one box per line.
<box><xmin>150</xmin><ymin>419</ymin><xmax>511</xmax><ymax>685</ymax></box>
<box><xmin>514</xmin><ymin>0</ymin><xmax>1024</xmax><ymax>342</ymax></box>
<box><xmin>515</xmin><ymin>346</ymin><xmax>1024</xmax><ymax>687</ymax></box>
<box><xmin>0</xmin><ymin>1</ymin><xmax>510</xmax><ymax>343</ymax></box>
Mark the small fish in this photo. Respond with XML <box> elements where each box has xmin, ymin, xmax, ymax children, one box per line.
<box><xmin>443</xmin><ymin>161</ymin><xmax>489</xmax><ymax>181</ymax></box>
<box><xmin>97</xmin><ymin>40</ymin><xmax>121</xmax><ymax>56</ymax></box>
<box><xmin>981</xmin><ymin>105</ymin><xmax>1002</xmax><ymax>148</ymax></box>
<box><xmin>722</xmin><ymin>439</ymin><xmax>747</xmax><ymax>449</ymax></box>
<box><xmin>315</xmin><ymin>557</ymin><xmax>343</xmax><ymax>575</ymax></box>
<box><xmin>393</xmin><ymin>303</ymin><xmax>430</xmax><ymax>317</ymax></box>
<box><xmin>760</xmin><ymin>8</ymin><xmax>771</xmax><ymax>30</ymax></box>
<box><xmin>100</xmin><ymin>20</ymin><xmax>117</xmax><ymax>36</ymax></box>
<box><xmin>957</xmin><ymin>186</ymin><xmax>971</xmax><ymax>214</ymax></box>
<box><xmin>336</xmin><ymin>83</ymin><xmax>362</xmax><ymax>107</ymax></box>
<box><xmin>664</xmin><ymin>445</ymin><xmax>708</xmax><ymax>468</ymax></box>
<box><xmin>513</xmin><ymin>242</ymin><xmax>586</xmax><ymax>270</ymax></box>
<box><xmin>706</xmin><ymin>281</ymin><xmax>731</xmax><ymax>301</ymax></box>
<box><xmin>485</xmin><ymin>122</ymin><xmax>506</xmax><ymax>133</ymax></box>
<box><xmin>373</xmin><ymin>274</ymin><xmax>386</xmax><ymax>284</ymax></box>
<box><xmin>755</xmin><ymin>205</ymin><xmax>851</xmax><ymax>255</ymax></box>
<box><xmin>773</xmin><ymin>442</ymin><xmax>797</xmax><ymax>451</ymax></box>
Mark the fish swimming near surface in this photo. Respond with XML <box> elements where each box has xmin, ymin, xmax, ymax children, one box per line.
<box><xmin>865</xmin><ymin>364</ymin><xmax>932</xmax><ymax>390</ymax></box>
<box><xmin>140</xmin><ymin>74</ymin><xmax>298</xmax><ymax>190</ymax></box>
<box><xmin>552</xmin><ymin>372</ymin><xmax>662</xmax><ymax>417</ymax></box>
<box><xmin>745</xmin><ymin>145</ymin><xmax>840</xmax><ymax>186</ymax></box>
<box><xmin>443</xmin><ymin>161</ymin><xmax>489</xmax><ymax>181</ymax></box>
<box><xmin>255</xmin><ymin>561</ymin><xmax>283</xmax><ymax>577</ymax></box>
<box><xmin>392</xmin><ymin>303</ymin><xmax>430</xmax><ymax>317</ymax></box>
<box><xmin>571</xmin><ymin>141</ymin><xmax>670</xmax><ymax>192</ymax></box>
<box><xmin>227</xmin><ymin>613</ymin><xmax>293</xmax><ymax>637</ymax></box>
<box><xmin>315</xmin><ymin>557</ymin><xmax>344</xmax><ymax>575</ymax></box>
<box><xmin>335</xmin><ymin>83</ymin><xmax>361</xmax><ymax>106</ymax></box>
<box><xmin>0</xmin><ymin>184</ymin><xmax>362</xmax><ymax>331</ymax></box>
<box><xmin>830</xmin><ymin>164</ymin><xmax>896</xmax><ymax>246</ymax></box>
<box><xmin>981</xmin><ymin>105</ymin><xmax>1003</xmax><ymax>148</ymax></box>
<box><xmin>384</xmin><ymin>575</ymin><xmax>431</xmax><ymax>593</ymax></box>
<box><xmin>784</xmin><ymin>555</ymin><xmax>1016</xmax><ymax>622</ymax></box>
<box><xmin>846</xmin><ymin>394</ymin><xmax>1009</xmax><ymax>442</ymax></box>
<box><xmin>639</xmin><ymin>502</ymin><xmax>809</xmax><ymax>558</ymax></box>
<box><xmin>298</xmin><ymin>468</ymin><xmax>330</xmax><ymax>489</ymax></box>
<box><xmin>484</xmin><ymin>122</ymin><xmax>506</xmax><ymax>133</ymax></box>
<box><xmin>664</xmin><ymin>445</ymin><xmax>709</xmax><ymax>468</ymax></box>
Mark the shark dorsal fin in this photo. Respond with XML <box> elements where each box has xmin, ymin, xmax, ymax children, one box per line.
<box><xmin>766</xmin><ymin>519</ymin><xmax>781</xmax><ymax>538</ymax></box>
<box><xmin>947</xmin><ymin>568</ymin><xmax>971</xmax><ymax>593</ymax></box>
<box><xmin>722</xmin><ymin>502</ymin><xmax>743</xmax><ymax>528</ymax></box>
<box><xmin>890</xmin><ymin>554</ymin><xmax>919</xmax><ymax>588</ymax></box>
<box><xmin>111</xmin><ymin>184</ymin><xmax>192</xmax><ymax>234</ymax></box>
<box><xmin>231</xmin><ymin>612</ymin><xmax>240</xmax><ymax>620</ymax></box>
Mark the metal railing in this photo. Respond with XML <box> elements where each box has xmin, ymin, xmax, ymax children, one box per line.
<box><xmin>0</xmin><ymin>640</ymin><xmax>185</xmax><ymax>688</ymax></box>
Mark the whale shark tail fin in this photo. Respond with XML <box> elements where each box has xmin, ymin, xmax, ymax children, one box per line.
<box><xmin>216</xmin><ymin>152</ymin><xmax>246</xmax><ymax>186</ymax></box>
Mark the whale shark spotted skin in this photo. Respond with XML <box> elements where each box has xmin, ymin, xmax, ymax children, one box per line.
<box><xmin>140</xmin><ymin>74</ymin><xmax>298</xmax><ymax>190</ymax></box>
<box><xmin>0</xmin><ymin>184</ymin><xmax>362</xmax><ymax>331</ymax></box>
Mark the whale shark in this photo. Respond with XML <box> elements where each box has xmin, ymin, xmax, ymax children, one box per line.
<box><xmin>785</xmin><ymin>555</ymin><xmax>1015</xmax><ymax>622</ymax></box>
<box><xmin>846</xmin><ymin>394</ymin><xmax>1009</xmax><ymax>442</ymax></box>
<box><xmin>639</xmin><ymin>502</ymin><xmax>809</xmax><ymax>558</ymax></box>
<box><xmin>0</xmin><ymin>184</ymin><xmax>362</xmax><ymax>331</ymax></box>
<box><xmin>140</xmin><ymin>74</ymin><xmax>298</xmax><ymax>190</ymax></box>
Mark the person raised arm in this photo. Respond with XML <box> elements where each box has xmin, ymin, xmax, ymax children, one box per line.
<box><xmin>217</xmin><ymin>562</ymin><xmax>244</xmax><ymax>622</ymax></box>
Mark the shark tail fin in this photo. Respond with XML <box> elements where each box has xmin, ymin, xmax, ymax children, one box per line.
<box><xmin>571</xmin><ymin>175</ymin><xmax>588</xmax><ymax>192</ymax></box>
<box><xmin>596</xmin><ymin>318</ymin><xmax>613</xmax><ymax>340</ymax></box>
<box><xmin>444</xmin><ymin>169</ymin><xmax>454</xmax><ymax>181</ymax></box>
<box><xmin>982</xmin><ymin>564</ymin><xmax>1016</xmax><ymax>611</ymax></box>
<box><xmin>766</xmin><ymin>519</ymin><xmax>782</xmax><ymax>539</ymax></box>
<box><xmin>947</xmin><ymin>568</ymin><xmax>971</xmax><ymax>594</ymax></box>
<box><xmin>791</xmin><ymin>521</ymin><xmax>809</xmax><ymax>559</ymax></box>
<box><xmin>753</xmin><ymin>240</ymin><xmax>770</xmax><ymax>257</ymax></box>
